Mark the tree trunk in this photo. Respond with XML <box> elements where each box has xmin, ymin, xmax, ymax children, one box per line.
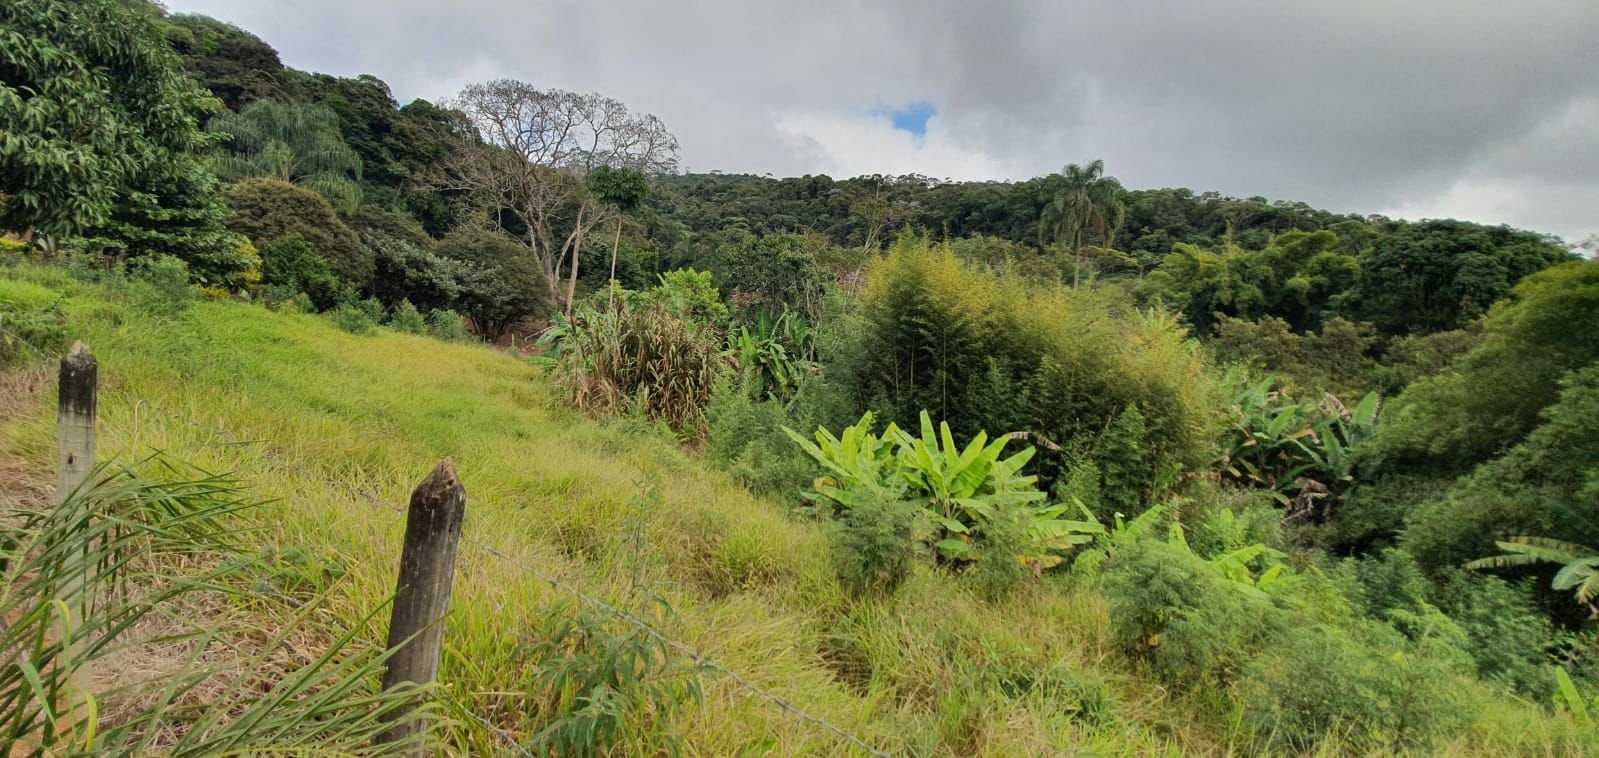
<box><xmin>529</xmin><ymin>221</ymin><xmax>563</xmax><ymax>308</ymax></box>
<box><xmin>608</xmin><ymin>216</ymin><xmax>623</xmax><ymax>308</ymax></box>
<box><xmin>564</xmin><ymin>202</ymin><xmax>587</xmax><ymax>317</ymax></box>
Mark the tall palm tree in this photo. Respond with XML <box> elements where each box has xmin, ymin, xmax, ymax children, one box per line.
<box><xmin>1039</xmin><ymin>159</ymin><xmax>1125</xmax><ymax>288</ymax></box>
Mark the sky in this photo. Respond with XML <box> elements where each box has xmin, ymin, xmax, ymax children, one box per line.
<box><xmin>166</xmin><ymin>0</ymin><xmax>1599</xmax><ymax>244</ymax></box>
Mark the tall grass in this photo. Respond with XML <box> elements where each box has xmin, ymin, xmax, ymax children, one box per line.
<box><xmin>0</xmin><ymin>459</ymin><xmax>436</xmax><ymax>755</ymax></box>
<box><xmin>1</xmin><ymin>261</ymin><xmax>1590</xmax><ymax>755</ymax></box>
<box><xmin>545</xmin><ymin>298</ymin><xmax>726</xmax><ymax>436</ymax></box>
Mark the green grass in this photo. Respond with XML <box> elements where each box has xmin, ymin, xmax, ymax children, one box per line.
<box><xmin>0</xmin><ymin>279</ymin><xmax>61</xmax><ymax>310</ymax></box>
<box><xmin>1</xmin><ymin>263</ymin><xmax>1591</xmax><ymax>755</ymax></box>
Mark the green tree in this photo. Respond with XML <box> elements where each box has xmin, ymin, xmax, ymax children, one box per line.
<box><xmin>1039</xmin><ymin>160</ymin><xmax>1125</xmax><ymax>288</ymax></box>
<box><xmin>161</xmin><ymin>13</ymin><xmax>287</xmax><ymax>110</ymax></box>
<box><xmin>222</xmin><ymin>178</ymin><xmax>371</xmax><ymax>287</ymax></box>
<box><xmin>352</xmin><ymin>206</ymin><xmax>464</xmax><ymax>312</ymax></box>
<box><xmin>79</xmin><ymin>156</ymin><xmax>259</xmax><ymax>290</ymax></box>
<box><xmin>208</xmin><ymin>100</ymin><xmax>365</xmax><ymax>213</ymax></box>
<box><xmin>1</xmin><ymin>0</ymin><xmax>221</xmax><ymax>238</ymax></box>
<box><xmin>434</xmin><ymin>227</ymin><xmax>550</xmax><ymax>338</ymax></box>
<box><xmin>1352</xmin><ymin>220</ymin><xmax>1571</xmax><ymax>335</ymax></box>
<box><xmin>704</xmin><ymin>230</ymin><xmax>830</xmax><ymax>320</ymax></box>
<box><xmin>1367</xmin><ymin>261</ymin><xmax>1599</xmax><ymax>475</ymax></box>
<box><xmin>586</xmin><ymin>166</ymin><xmax>650</xmax><ymax>301</ymax></box>
<box><xmin>1142</xmin><ymin>230</ymin><xmax>1357</xmax><ymax>335</ymax></box>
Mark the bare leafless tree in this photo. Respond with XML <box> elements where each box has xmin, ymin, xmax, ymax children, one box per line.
<box><xmin>437</xmin><ymin>81</ymin><xmax>679</xmax><ymax>314</ymax></box>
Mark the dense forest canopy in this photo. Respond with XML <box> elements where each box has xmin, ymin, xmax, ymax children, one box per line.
<box><xmin>4</xmin><ymin>0</ymin><xmax>1599</xmax><ymax>754</ymax></box>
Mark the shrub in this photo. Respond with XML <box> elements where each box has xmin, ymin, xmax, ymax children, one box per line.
<box><xmin>529</xmin><ymin>602</ymin><xmax>703</xmax><ymax>756</ymax></box>
<box><xmin>329</xmin><ymin>298</ymin><xmax>382</xmax><ymax>335</ymax></box>
<box><xmin>832</xmin><ymin>495</ymin><xmax>920</xmax><ymax>599</ymax></box>
<box><xmin>1403</xmin><ymin>363</ymin><xmax>1599</xmax><ymax>577</ymax></box>
<box><xmin>127</xmin><ymin>254</ymin><xmax>196</xmax><ymax>317</ymax></box>
<box><xmin>546</xmin><ymin>298</ymin><xmax>726</xmax><ymax>435</ymax></box>
<box><xmin>222</xmin><ymin>178</ymin><xmax>372</xmax><ymax>286</ymax></box>
<box><xmin>1101</xmin><ymin>538</ymin><xmax>1284</xmax><ymax>685</ymax></box>
<box><xmin>268</xmin><ymin>291</ymin><xmax>316</xmax><ymax>314</ymax></box>
<box><xmin>1185</xmin><ymin>490</ymin><xmax>1283</xmax><ymax>560</ymax></box>
<box><xmin>1239</xmin><ymin>621</ymin><xmax>1470</xmax><ymax>753</ymax></box>
<box><xmin>839</xmin><ymin>235</ymin><xmax>1220</xmax><ymax>491</ymax></box>
<box><xmin>638</xmin><ymin>268</ymin><xmax>728</xmax><ymax>324</ymax></box>
<box><xmin>1433</xmin><ymin>570</ymin><xmax>1570</xmax><ymax>696</ymax></box>
<box><xmin>425</xmin><ymin>308</ymin><xmax>473</xmax><ymax>342</ymax></box>
<box><xmin>1337</xmin><ymin>549</ymin><xmax>1432</xmax><ymax>621</ymax></box>
<box><xmin>705</xmin><ymin>383</ymin><xmax>824</xmax><ymax>498</ymax></box>
<box><xmin>387</xmin><ymin>298</ymin><xmax>426</xmax><ymax>334</ymax></box>
<box><xmin>1094</xmin><ymin>403</ymin><xmax>1154</xmax><ymax>519</ymax></box>
<box><xmin>966</xmin><ymin>503</ymin><xmax>1033</xmax><ymax>600</ymax></box>
<box><xmin>259</xmin><ymin>235</ymin><xmax>349</xmax><ymax>309</ymax></box>
<box><xmin>0</xmin><ymin>237</ymin><xmax>29</xmax><ymax>260</ymax></box>
<box><xmin>435</xmin><ymin>227</ymin><xmax>549</xmax><ymax>338</ymax></box>
<box><xmin>528</xmin><ymin>487</ymin><xmax>703</xmax><ymax>756</ymax></box>
<box><xmin>1313</xmin><ymin>472</ymin><xmax>1443</xmax><ymax>554</ymax></box>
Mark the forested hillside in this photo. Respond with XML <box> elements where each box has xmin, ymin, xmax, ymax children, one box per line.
<box><xmin>3</xmin><ymin>0</ymin><xmax>1597</xmax><ymax>755</ymax></box>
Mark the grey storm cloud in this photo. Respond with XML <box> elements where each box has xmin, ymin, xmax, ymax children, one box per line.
<box><xmin>166</xmin><ymin>0</ymin><xmax>1599</xmax><ymax>242</ymax></box>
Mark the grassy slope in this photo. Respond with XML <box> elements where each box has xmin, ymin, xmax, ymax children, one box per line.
<box><xmin>0</xmin><ymin>265</ymin><xmax>1584</xmax><ymax>756</ymax></box>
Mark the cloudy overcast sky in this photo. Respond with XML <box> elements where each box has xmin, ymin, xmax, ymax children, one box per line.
<box><xmin>167</xmin><ymin>0</ymin><xmax>1599</xmax><ymax>243</ymax></box>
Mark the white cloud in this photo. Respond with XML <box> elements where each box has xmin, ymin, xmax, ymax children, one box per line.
<box><xmin>1382</xmin><ymin>96</ymin><xmax>1599</xmax><ymax>244</ymax></box>
<box><xmin>163</xmin><ymin>0</ymin><xmax>1599</xmax><ymax>239</ymax></box>
<box><xmin>772</xmin><ymin>110</ymin><xmax>1029</xmax><ymax>180</ymax></box>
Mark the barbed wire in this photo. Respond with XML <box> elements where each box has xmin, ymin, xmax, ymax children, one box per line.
<box><xmin>362</xmin><ymin>489</ymin><xmax>893</xmax><ymax>758</ymax></box>
<box><xmin>456</xmin><ymin>703</ymin><xmax>535</xmax><ymax>758</ymax></box>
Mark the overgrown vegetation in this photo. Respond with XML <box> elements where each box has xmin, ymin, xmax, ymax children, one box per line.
<box><xmin>0</xmin><ymin>459</ymin><xmax>437</xmax><ymax>754</ymax></box>
<box><xmin>5</xmin><ymin>0</ymin><xmax>1599</xmax><ymax>753</ymax></box>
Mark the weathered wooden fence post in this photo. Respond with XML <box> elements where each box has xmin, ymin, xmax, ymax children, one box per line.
<box><xmin>55</xmin><ymin>341</ymin><xmax>97</xmax><ymax>740</ymax></box>
<box><xmin>378</xmin><ymin>459</ymin><xmax>467</xmax><ymax>751</ymax></box>
<box><xmin>56</xmin><ymin>341</ymin><xmax>97</xmax><ymax>505</ymax></box>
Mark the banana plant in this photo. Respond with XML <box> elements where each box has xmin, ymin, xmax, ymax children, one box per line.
<box><xmin>890</xmin><ymin>411</ymin><xmax>1044</xmax><ymax>531</ymax></box>
<box><xmin>789</xmin><ymin>411</ymin><xmax>1097</xmax><ymax>566</ymax></box>
<box><xmin>728</xmin><ymin>309</ymin><xmax>815</xmax><ymax>404</ymax></box>
<box><xmin>1023</xmin><ymin>503</ymin><xmax>1106</xmax><ymax>569</ymax></box>
<box><xmin>1467</xmin><ymin>536</ymin><xmax>1599</xmax><ymax>617</ymax></box>
<box><xmin>1553</xmin><ymin>667</ymin><xmax>1595</xmax><ymax>724</ymax></box>
<box><xmin>1220</xmin><ymin>376</ymin><xmax>1319</xmax><ymax>501</ymax></box>
<box><xmin>1220</xmin><ymin>374</ymin><xmax>1382</xmax><ymax>508</ymax></box>
<box><xmin>1295</xmin><ymin>391</ymin><xmax>1380</xmax><ymax>485</ymax></box>
<box><xmin>783</xmin><ymin>411</ymin><xmax>905</xmax><ymax>511</ymax></box>
<box><xmin>1208</xmin><ymin>543</ymin><xmax>1291</xmax><ymax>598</ymax></box>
